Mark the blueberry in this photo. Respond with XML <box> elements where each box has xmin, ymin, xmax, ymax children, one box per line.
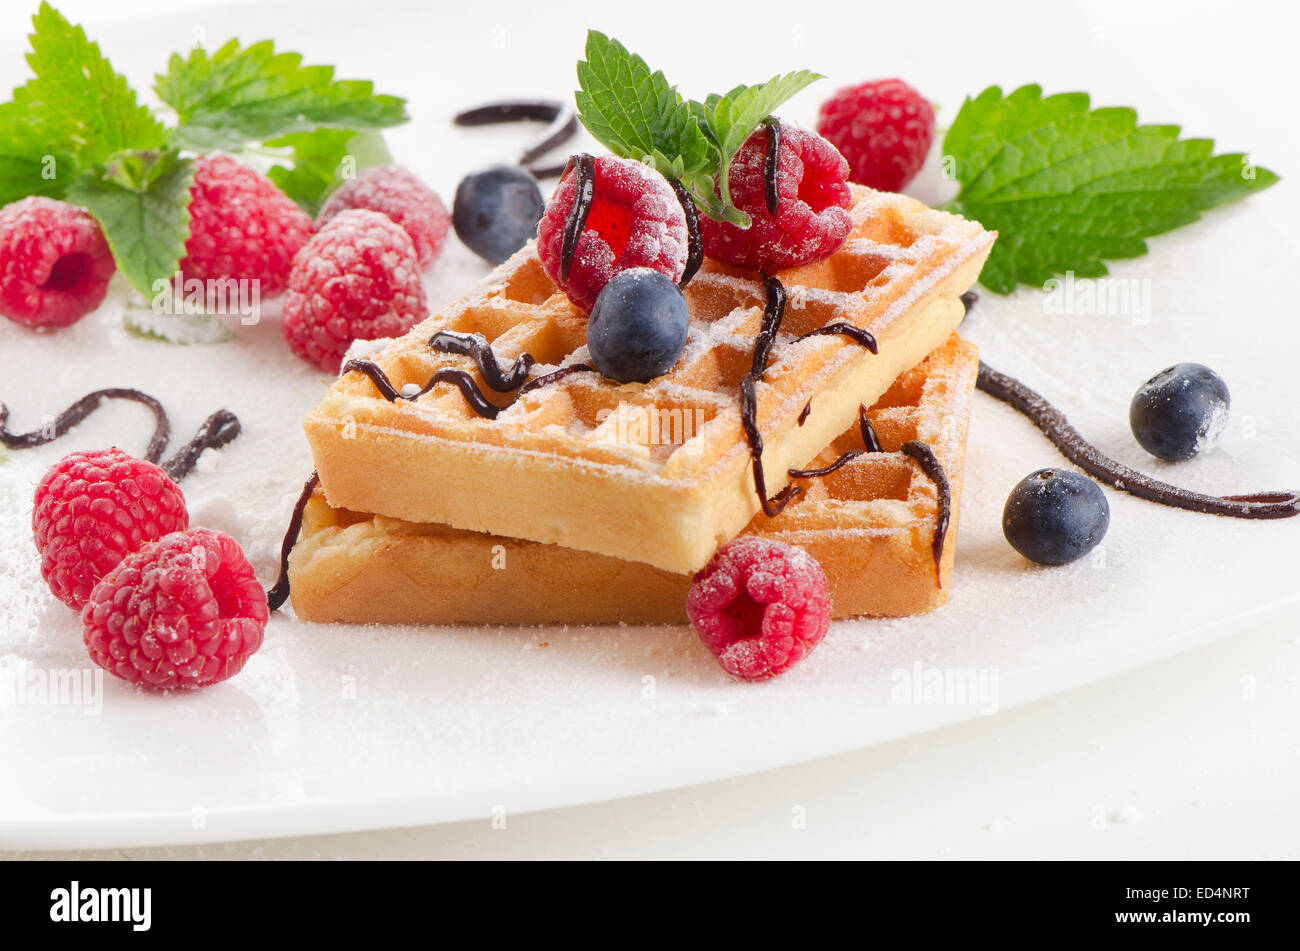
<box><xmin>587</xmin><ymin>269</ymin><xmax>690</xmax><ymax>383</ymax></box>
<box><xmin>1002</xmin><ymin>468</ymin><xmax>1110</xmax><ymax>566</ymax></box>
<box><xmin>452</xmin><ymin>166</ymin><xmax>544</xmax><ymax>264</ymax></box>
<box><xmin>1129</xmin><ymin>362</ymin><xmax>1230</xmax><ymax>462</ymax></box>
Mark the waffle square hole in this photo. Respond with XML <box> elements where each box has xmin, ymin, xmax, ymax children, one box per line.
<box><xmin>589</xmin><ymin>396</ymin><xmax>722</xmax><ymax>461</ymax></box>
<box><xmin>817</xmin><ymin>456</ymin><xmax>914</xmax><ymax>502</ymax></box>
<box><xmin>671</xmin><ymin>339</ymin><xmax>754</xmax><ymax>391</ymax></box>
<box><xmin>853</xmin><ymin>211</ymin><xmax>917</xmax><ymax>247</ymax></box>
<box><xmin>444</xmin><ymin>304</ymin><xmax>533</xmax><ymax>342</ymax></box>
<box><xmin>870</xmin><ymin>370</ymin><xmax>926</xmax><ymax>410</ymax></box>
<box><xmin>499</xmin><ymin>257</ymin><xmax>557</xmax><ymax>305</ymax></box>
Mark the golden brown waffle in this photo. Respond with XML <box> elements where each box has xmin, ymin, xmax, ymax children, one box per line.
<box><xmin>289</xmin><ymin>334</ymin><xmax>979</xmax><ymax>625</ymax></box>
<box><xmin>303</xmin><ymin>185</ymin><xmax>993</xmax><ymax>573</ymax></box>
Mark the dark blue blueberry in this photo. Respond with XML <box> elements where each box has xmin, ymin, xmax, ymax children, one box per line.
<box><xmin>1129</xmin><ymin>362</ymin><xmax>1231</xmax><ymax>462</ymax></box>
<box><xmin>1002</xmin><ymin>468</ymin><xmax>1110</xmax><ymax>566</ymax></box>
<box><xmin>452</xmin><ymin>166</ymin><xmax>545</xmax><ymax>264</ymax></box>
<box><xmin>586</xmin><ymin>269</ymin><xmax>690</xmax><ymax>384</ymax></box>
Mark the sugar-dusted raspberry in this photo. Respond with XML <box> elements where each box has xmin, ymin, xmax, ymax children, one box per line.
<box><xmin>82</xmin><ymin>528</ymin><xmax>268</xmax><ymax>689</ymax></box>
<box><xmin>177</xmin><ymin>155</ymin><xmax>314</xmax><ymax>296</ymax></box>
<box><xmin>537</xmin><ymin>155</ymin><xmax>688</xmax><ymax>313</ymax></box>
<box><xmin>816</xmin><ymin>79</ymin><xmax>934</xmax><ymax>192</ymax></box>
<box><xmin>318</xmin><ymin>165</ymin><xmax>450</xmax><ymax>270</ymax></box>
<box><xmin>0</xmin><ymin>197</ymin><xmax>116</xmax><ymax>330</ymax></box>
<box><xmin>282</xmin><ymin>209</ymin><xmax>428</xmax><ymax>372</ymax></box>
<box><xmin>33</xmin><ymin>448</ymin><xmax>190</xmax><ymax>609</ymax></box>
<box><xmin>686</xmin><ymin>537</ymin><xmax>831</xmax><ymax>680</ymax></box>
<box><xmin>698</xmin><ymin>123</ymin><xmax>852</xmax><ymax>273</ymax></box>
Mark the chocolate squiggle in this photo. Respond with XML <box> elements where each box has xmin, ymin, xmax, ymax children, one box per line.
<box><xmin>266</xmin><ymin>471</ymin><xmax>320</xmax><ymax>613</ymax></box>
<box><xmin>452</xmin><ymin>99</ymin><xmax>579</xmax><ymax>178</ymax></box>
<box><xmin>429</xmin><ymin>330</ymin><xmax>534</xmax><ymax>391</ymax></box>
<box><xmin>1</xmin><ymin>388</ymin><xmax>170</xmax><ymax>463</ymax></box>
<box><xmin>976</xmin><ymin>360</ymin><xmax>1300</xmax><ymax>520</ymax></box>
<box><xmin>900</xmin><ymin>440</ymin><xmax>951</xmax><ymax>586</ymax></box>
<box><xmin>0</xmin><ymin>388</ymin><xmax>239</xmax><ymax>485</ymax></box>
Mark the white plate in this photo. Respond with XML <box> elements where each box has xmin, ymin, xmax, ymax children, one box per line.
<box><xmin>2</xmin><ymin>0</ymin><xmax>1298</xmax><ymax>849</ymax></box>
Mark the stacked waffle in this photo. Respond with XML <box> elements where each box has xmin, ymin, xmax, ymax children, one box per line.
<box><xmin>290</xmin><ymin>185</ymin><xmax>994</xmax><ymax>624</ymax></box>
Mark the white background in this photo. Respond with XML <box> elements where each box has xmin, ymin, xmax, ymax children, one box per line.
<box><xmin>2</xmin><ymin>0</ymin><xmax>1298</xmax><ymax>858</ymax></box>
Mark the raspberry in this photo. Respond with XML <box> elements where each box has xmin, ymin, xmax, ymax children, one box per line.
<box><xmin>537</xmin><ymin>156</ymin><xmax>688</xmax><ymax>313</ymax></box>
<box><xmin>816</xmin><ymin>79</ymin><xmax>935</xmax><ymax>192</ymax></box>
<box><xmin>698</xmin><ymin>124</ymin><xmax>852</xmax><ymax>273</ymax></box>
<box><xmin>318</xmin><ymin>165</ymin><xmax>450</xmax><ymax>270</ymax></box>
<box><xmin>0</xmin><ymin>197</ymin><xmax>115</xmax><ymax>330</ymax></box>
<box><xmin>32</xmin><ymin>448</ymin><xmax>189</xmax><ymax>609</ymax></box>
<box><xmin>177</xmin><ymin>155</ymin><xmax>314</xmax><ymax>296</ymax></box>
<box><xmin>82</xmin><ymin>528</ymin><xmax>268</xmax><ymax>689</ymax></box>
<box><xmin>282</xmin><ymin>209</ymin><xmax>428</xmax><ymax>372</ymax></box>
<box><xmin>686</xmin><ymin>537</ymin><xmax>831</xmax><ymax>680</ymax></box>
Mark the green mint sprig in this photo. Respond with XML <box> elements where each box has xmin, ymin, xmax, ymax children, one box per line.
<box><xmin>0</xmin><ymin>3</ymin><xmax>409</xmax><ymax>298</ymax></box>
<box><xmin>944</xmin><ymin>84</ymin><xmax>1279</xmax><ymax>293</ymax></box>
<box><xmin>155</xmin><ymin>39</ymin><xmax>408</xmax><ymax>151</ymax></box>
<box><xmin>575</xmin><ymin>31</ymin><xmax>821</xmax><ymax>226</ymax></box>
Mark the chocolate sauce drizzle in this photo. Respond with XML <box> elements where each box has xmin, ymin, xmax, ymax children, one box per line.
<box><xmin>738</xmin><ymin>275</ymin><xmax>802</xmax><ymax>517</ymax></box>
<box><xmin>452</xmin><ymin>99</ymin><xmax>579</xmax><ymax>178</ymax></box>
<box><xmin>976</xmin><ymin>361</ymin><xmax>1300</xmax><ymax>520</ymax></box>
<box><xmin>787</xmin><ymin>406</ymin><xmax>882</xmax><ymax>480</ymax></box>
<box><xmin>559</xmin><ymin>153</ymin><xmax>595</xmax><ymax>281</ymax></box>
<box><xmin>796</xmin><ymin>322</ymin><xmax>879</xmax><ymax>355</ymax></box>
<box><xmin>761</xmin><ymin>117</ymin><xmax>782</xmax><ymax>216</ymax></box>
<box><xmin>160</xmin><ymin>410</ymin><xmax>241</xmax><ymax>483</ymax></box>
<box><xmin>0</xmin><ymin>387</ymin><xmax>241</xmax><ymax>487</ymax></box>
<box><xmin>266</xmin><ymin>471</ymin><xmax>320</xmax><ymax>613</ymax></box>
<box><xmin>341</xmin><ymin>359</ymin><xmax>504</xmax><ymax>419</ymax></box>
<box><xmin>900</xmin><ymin>441</ymin><xmax>951</xmax><ymax>586</ymax></box>
<box><xmin>429</xmin><ymin>330</ymin><xmax>534</xmax><ymax>391</ymax></box>
<box><xmin>516</xmin><ymin>362</ymin><xmax>597</xmax><ymax>396</ymax></box>
<box><xmin>797</xmin><ymin>402</ymin><xmax>812</xmax><ymax>426</ymax></box>
<box><xmin>1</xmin><ymin>388</ymin><xmax>171</xmax><ymax>463</ymax></box>
<box><xmin>669</xmin><ymin>178</ymin><xmax>704</xmax><ymax>287</ymax></box>
<box><xmin>960</xmin><ymin>290</ymin><xmax>979</xmax><ymax>313</ymax></box>
<box><xmin>738</xmin><ymin>274</ymin><xmax>885</xmax><ymax>516</ymax></box>
<box><xmin>750</xmin><ymin>274</ymin><xmax>788</xmax><ymax>376</ymax></box>
<box><xmin>740</xmin><ymin>374</ymin><xmax>802</xmax><ymax>517</ymax></box>
<box><xmin>342</xmin><ymin>341</ymin><xmax>599</xmax><ymax>419</ymax></box>
<box><xmin>861</xmin><ymin>416</ymin><xmax>884</xmax><ymax>453</ymax></box>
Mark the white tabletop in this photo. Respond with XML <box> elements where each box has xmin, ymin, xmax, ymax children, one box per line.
<box><xmin>3</xmin><ymin>0</ymin><xmax>1298</xmax><ymax>859</ymax></box>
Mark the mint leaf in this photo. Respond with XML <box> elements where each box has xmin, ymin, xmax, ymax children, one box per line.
<box><xmin>0</xmin><ymin>111</ymin><xmax>74</xmax><ymax>204</ymax></box>
<box><xmin>692</xmin><ymin>70</ymin><xmax>822</xmax><ymax>223</ymax></box>
<box><xmin>67</xmin><ymin>150</ymin><xmax>195</xmax><ymax>295</ymax></box>
<box><xmin>945</xmin><ymin>85</ymin><xmax>1279</xmax><ymax>293</ymax></box>
<box><xmin>575</xmin><ymin>32</ymin><xmax>714</xmax><ymax>184</ymax></box>
<box><xmin>574</xmin><ymin>32</ymin><xmax>822</xmax><ymax>225</ymax></box>
<box><xmin>156</xmin><ymin>38</ymin><xmax>408</xmax><ymax>151</ymax></box>
<box><xmin>265</xmin><ymin>128</ymin><xmax>392</xmax><ymax>215</ymax></box>
<box><xmin>17</xmin><ymin>3</ymin><xmax>164</xmax><ymax>165</ymax></box>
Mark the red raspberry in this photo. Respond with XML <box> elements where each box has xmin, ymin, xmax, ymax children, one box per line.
<box><xmin>537</xmin><ymin>156</ymin><xmax>688</xmax><ymax>313</ymax></box>
<box><xmin>82</xmin><ymin>528</ymin><xmax>268</xmax><ymax>689</ymax></box>
<box><xmin>0</xmin><ymin>197</ymin><xmax>115</xmax><ymax>330</ymax></box>
<box><xmin>318</xmin><ymin>166</ymin><xmax>450</xmax><ymax>270</ymax></box>
<box><xmin>816</xmin><ymin>79</ymin><xmax>935</xmax><ymax>192</ymax></box>
<box><xmin>687</xmin><ymin>537</ymin><xmax>832</xmax><ymax>680</ymax></box>
<box><xmin>177</xmin><ymin>155</ymin><xmax>314</xmax><ymax>296</ymax></box>
<box><xmin>698</xmin><ymin>124</ymin><xmax>852</xmax><ymax>273</ymax></box>
<box><xmin>282</xmin><ymin>209</ymin><xmax>428</xmax><ymax>372</ymax></box>
<box><xmin>33</xmin><ymin>448</ymin><xmax>189</xmax><ymax>609</ymax></box>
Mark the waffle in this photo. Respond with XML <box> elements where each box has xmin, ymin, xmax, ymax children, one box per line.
<box><xmin>289</xmin><ymin>334</ymin><xmax>979</xmax><ymax>625</ymax></box>
<box><xmin>303</xmin><ymin>184</ymin><xmax>994</xmax><ymax>573</ymax></box>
